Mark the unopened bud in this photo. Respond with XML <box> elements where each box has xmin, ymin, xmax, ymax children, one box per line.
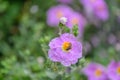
<box><xmin>60</xmin><ymin>17</ymin><xmax>67</xmax><ymax>25</ymax></box>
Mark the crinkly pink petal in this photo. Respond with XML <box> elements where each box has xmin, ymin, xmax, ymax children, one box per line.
<box><xmin>70</xmin><ymin>42</ymin><xmax>82</xmax><ymax>58</ymax></box>
<box><xmin>49</xmin><ymin>37</ymin><xmax>62</xmax><ymax>49</ymax></box>
<box><xmin>61</xmin><ymin>60</ymin><xmax>71</xmax><ymax>67</ymax></box>
<box><xmin>48</xmin><ymin>49</ymin><xmax>60</xmax><ymax>62</ymax></box>
<box><xmin>60</xmin><ymin>33</ymin><xmax>77</xmax><ymax>42</ymax></box>
<box><xmin>61</xmin><ymin>57</ymin><xmax>78</xmax><ymax>67</ymax></box>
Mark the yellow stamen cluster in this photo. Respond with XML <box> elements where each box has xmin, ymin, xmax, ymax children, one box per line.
<box><xmin>117</xmin><ymin>67</ymin><xmax>120</xmax><ymax>75</ymax></box>
<box><xmin>95</xmin><ymin>69</ymin><xmax>102</xmax><ymax>77</ymax></box>
<box><xmin>62</xmin><ymin>42</ymin><xmax>72</xmax><ymax>52</ymax></box>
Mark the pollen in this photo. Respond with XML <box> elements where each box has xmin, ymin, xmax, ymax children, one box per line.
<box><xmin>95</xmin><ymin>69</ymin><xmax>102</xmax><ymax>77</ymax></box>
<box><xmin>117</xmin><ymin>66</ymin><xmax>120</xmax><ymax>75</ymax></box>
<box><xmin>62</xmin><ymin>42</ymin><xmax>72</xmax><ymax>52</ymax></box>
<box><xmin>71</xmin><ymin>18</ymin><xmax>79</xmax><ymax>25</ymax></box>
<box><xmin>56</xmin><ymin>10</ymin><xmax>63</xmax><ymax>19</ymax></box>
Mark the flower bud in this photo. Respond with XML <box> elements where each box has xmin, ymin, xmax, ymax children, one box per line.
<box><xmin>60</xmin><ymin>17</ymin><xmax>67</xmax><ymax>25</ymax></box>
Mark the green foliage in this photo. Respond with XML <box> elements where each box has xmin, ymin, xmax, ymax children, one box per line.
<box><xmin>72</xmin><ymin>25</ymin><xmax>79</xmax><ymax>37</ymax></box>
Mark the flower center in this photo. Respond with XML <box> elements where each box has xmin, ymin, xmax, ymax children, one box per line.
<box><xmin>56</xmin><ymin>10</ymin><xmax>63</xmax><ymax>19</ymax></box>
<box><xmin>62</xmin><ymin>42</ymin><xmax>72</xmax><ymax>52</ymax></box>
<box><xmin>117</xmin><ymin>66</ymin><xmax>120</xmax><ymax>75</ymax></box>
<box><xmin>95</xmin><ymin>69</ymin><xmax>102</xmax><ymax>77</ymax></box>
<box><xmin>71</xmin><ymin>18</ymin><xmax>79</xmax><ymax>25</ymax></box>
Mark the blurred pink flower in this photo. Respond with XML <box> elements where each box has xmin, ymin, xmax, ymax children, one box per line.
<box><xmin>48</xmin><ymin>33</ymin><xmax>82</xmax><ymax>66</ymax></box>
<box><xmin>82</xmin><ymin>63</ymin><xmax>108</xmax><ymax>80</ymax></box>
<box><xmin>47</xmin><ymin>5</ymin><xmax>73</xmax><ymax>27</ymax></box>
<box><xmin>107</xmin><ymin>61</ymin><xmax>120</xmax><ymax>80</ymax></box>
<box><xmin>80</xmin><ymin>0</ymin><xmax>109</xmax><ymax>21</ymax></box>
<box><xmin>67</xmin><ymin>11</ymin><xmax>87</xmax><ymax>37</ymax></box>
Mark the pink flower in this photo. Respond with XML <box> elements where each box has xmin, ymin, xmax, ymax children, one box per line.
<box><xmin>47</xmin><ymin>5</ymin><xmax>73</xmax><ymax>27</ymax></box>
<box><xmin>48</xmin><ymin>33</ymin><xmax>82</xmax><ymax>66</ymax></box>
<box><xmin>107</xmin><ymin>61</ymin><xmax>120</xmax><ymax>80</ymax></box>
<box><xmin>82</xmin><ymin>63</ymin><xmax>108</xmax><ymax>80</ymax></box>
<box><xmin>67</xmin><ymin>11</ymin><xmax>86</xmax><ymax>37</ymax></box>
<box><xmin>80</xmin><ymin>0</ymin><xmax>109</xmax><ymax>21</ymax></box>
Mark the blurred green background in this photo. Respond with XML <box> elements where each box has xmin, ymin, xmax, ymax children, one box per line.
<box><xmin>0</xmin><ymin>0</ymin><xmax>120</xmax><ymax>80</ymax></box>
